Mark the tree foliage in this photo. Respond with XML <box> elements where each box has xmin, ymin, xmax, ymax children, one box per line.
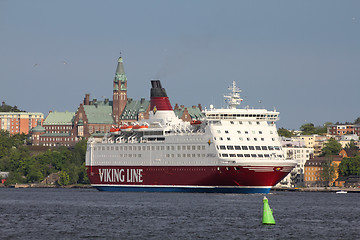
<box><xmin>338</xmin><ymin>156</ymin><xmax>360</xmax><ymax>176</ymax></box>
<box><xmin>321</xmin><ymin>138</ymin><xmax>342</xmax><ymax>156</ymax></box>
<box><xmin>299</xmin><ymin>122</ymin><xmax>332</xmax><ymax>135</ymax></box>
<box><xmin>0</xmin><ymin>133</ymin><xmax>89</xmax><ymax>185</ymax></box>
<box><xmin>355</xmin><ymin>117</ymin><xmax>360</xmax><ymax>125</ymax></box>
<box><xmin>319</xmin><ymin>158</ymin><xmax>336</xmax><ymax>186</ymax></box>
<box><xmin>0</xmin><ymin>102</ymin><xmax>24</xmax><ymax>112</ymax></box>
<box><xmin>58</xmin><ymin>171</ymin><xmax>70</xmax><ymax>186</ymax></box>
<box><xmin>300</xmin><ymin>123</ymin><xmax>316</xmax><ymax>135</ymax></box>
<box><xmin>277</xmin><ymin>128</ymin><xmax>293</xmax><ymax>138</ymax></box>
<box><xmin>344</xmin><ymin>140</ymin><xmax>359</xmax><ymax>152</ymax></box>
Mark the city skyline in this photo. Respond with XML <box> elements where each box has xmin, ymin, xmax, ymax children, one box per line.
<box><xmin>1</xmin><ymin>1</ymin><xmax>359</xmax><ymax>129</ymax></box>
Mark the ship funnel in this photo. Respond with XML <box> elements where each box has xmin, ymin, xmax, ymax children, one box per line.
<box><xmin>150</xmin><ymin>80</ymin><xmax>173</xmax><ymax>111</ymax></box>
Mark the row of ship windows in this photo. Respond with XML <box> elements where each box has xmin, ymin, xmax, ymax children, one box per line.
<box><xmin>218</xmin><ymin>130</ymin><xmax>274</xmax><ymax>134</ymax></box>
<box><xmin>208</xmin><ymin>114</ymin><xmax>277</xmax><ymax>118</ymax></box>
<box><xmin>95</xmin><ymin>152</ymin><xmax>284</xmax><ymax>159</ymax></box>
<box><xmin>220</xmin><ymin>153</ymin><xmax>284</xmax><ymax>158</ymax></box>
<box><xmin>208</xmin><ymin>115</ymin><xmax>277</xmax><ymax>120</ymax></box>
<box><xmin>215</xmin><ymin>137</ymin><xmax>276</xmax><ymax>141</ymax></box>
<box><xmin>94</xmin><ymin>145</ymin><xmax>207</xmax><ymax>151</ymax></box>
<box><xmin>216</xmin><ymin>145</ymin><xmax>282</xmax><ymax>151</ymax></box>
<box><xmin>97</xmin><ymin>153</ymin><xmax>207</xmax><ymax>158</ymax></box>
<box><xmin>147</xmin><ymin>168</ymin><xmax>209</xmax><ymax>172</ymax></box>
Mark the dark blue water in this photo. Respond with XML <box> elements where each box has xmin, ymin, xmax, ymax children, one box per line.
<box><xmin>0</xmin><ymin>188</ymin><xmax>359</xmax><ymax>239</ymax></box>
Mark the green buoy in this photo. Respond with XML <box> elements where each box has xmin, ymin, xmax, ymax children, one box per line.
<box><xmin>262</xmin><ymin>196</ymin><xmax>276</xmax><ymax>225</ymax></box>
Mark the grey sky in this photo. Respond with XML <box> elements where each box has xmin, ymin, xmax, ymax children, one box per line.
<box><xmin>1</xmin><ymin>0</ymin><xmax>359</xmax><ymax>129</ymax></box>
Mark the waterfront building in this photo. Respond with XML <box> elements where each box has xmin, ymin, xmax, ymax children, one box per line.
<box><xmin>293</xmin><ymin>135</ymin><xmax>316</xmax><ymax>149</ymax></box>
<box><xmin>30</xmin><ymin>55</ymin><xmax>150</xmax><ymax>147</ymax></box>
<box><xmin>339</xmin><ymin>148</ymin><xmax>360</xmax><ymax>158</ymax></box>
<box><xmin>111</xmin><ymin>56</ymin><xmax>150</xmax><ymax>125</ymax></box>
<box><xmin>0</xmin><ymin>112</ymin><xmax>43</xmax><ymax>135</ymax></box>
<box><xmin>335</xmin><ymin>175</ymin><xmax>360</xmax><ymax>188</ymax></box>
<box><xmin>335</xmin><ymin>134</ymin><xmax>360</xmax><ymax>148</ymax></box>
<box><xmin>35</xmin><ymin>111</ymin><xmax>77</xmax><ymax>147</ymax></box>
<box><xmin>173</xmin><ymin>104</ymin><xmax>204</xmax><ymax>122</ymax></box>
<box><xmin>327</xmin><ymin>124</ymin><xmax>360</xmax><ymax>136</ymax></box>
<box><xmin>30</xmin><ymin>119</ymin><xmax>46</xmax><ymax>145</ymax></box>
<box><xmin>277</xmin><ymin>138</ymin><xmax>313</xmax><ymax>187</ymax></box>
<box><xmin>313</xmin><ymin>135</ymin><xmax>331</xmax><ymax>156</ymax></box>
<box><xmin>304</xmin><ymin>155</ymin><xmax>342</xmax><ymax>187</ymax></box>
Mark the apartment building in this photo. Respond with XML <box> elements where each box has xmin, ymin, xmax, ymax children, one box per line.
<box><xmin>0</xmin><ymin>112</ymin><xmax>43</xmax><ymax>135</ymax></box>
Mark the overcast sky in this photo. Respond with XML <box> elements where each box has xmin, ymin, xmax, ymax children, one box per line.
<box><xmin>1</xmin><ymin>1</ymin><xmax>359</xmax><ymax>129</ymax></box>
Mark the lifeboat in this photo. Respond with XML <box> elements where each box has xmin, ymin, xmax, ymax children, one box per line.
<box><xmin>109</xmin><ymin>127</ymin><xmax>121</xmax><ymax>135</ymax></box>
<box><xmin>120</xmin><ymin>125</ymin><xmax>133</xmax><ymax>132</ymax></box>
<box><xmin>132</xmin><ymin>124</ymin><xmax>149</xmax><ymax>131</ymax></box>
<box><xmin>190</xmin><ymin>120</ymin><xmax>202</xmax><ymax>125</ymax></box>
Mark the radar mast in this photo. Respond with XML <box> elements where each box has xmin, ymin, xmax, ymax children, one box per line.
<box><xmin>224</xmin><ymin>81</ymin><xmax>243</xmax><ymax>109</ymax></box>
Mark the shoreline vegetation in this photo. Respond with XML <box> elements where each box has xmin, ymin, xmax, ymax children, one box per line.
<box><xmin>0</xmin><ymin>183</ymin><xmax>92</xmax><ymax>189</ymax></box>
<box><xmin>0</xmin><ymin>130</ymin><xmax>89</xmax><ymax>187</ymax></box>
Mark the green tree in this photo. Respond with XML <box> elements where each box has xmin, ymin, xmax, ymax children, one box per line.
<box><xmin>315</xmin><ymin>122</ymin><xmax>333</xmax><ymax>135</ymax></box>
<box><xmin>321</xmin><ymin>138</ymin><xmax>342</xmax><ymax>156</ymax></box>
<box><xmin>0</xmin><ymin>102</ymin><xmax>24</xmax><ymax>112</ymax></box>
<box><xmin>345</xmin><ymin>139</ymin><xmax>358</xmax><ymax>151</ymax></box>
<box><xmin>320</xmin><ymin>158</ymin><xmax>336</xmax><ymax>186</ymax></box>
<box><xmin>27</xmin><ymin>163</ymin><xmax>44</xmax><ymax>183</ymax></box>
<box><xmin>300</xmin><ymin>123</ymin><xmax>316</xmax><ymax>135</ymax></box>
<box><xmin>299</xmin><ymin>122</ymin><xmax>332</xmax><ymax>135</ymax></box>
<box><xmin>58</xmin><ymin>171</ymin><xmax>70</xmax><ymax>186</ymax></box>
<box><xmin>4</xmin><ymin>171</ymin><xmax>26</xmax><ymax>185</ymax></box>
<box><xmin>338</xmin><ymin>156</ymin><xmax>360</xmax><ymax>176</ymax></box>
<box><xmin>78</xmin><ymin>162</ymin><xmax>89</xmax><ymax>184</ymax></box>
<box><xmin>354</xmin><ymin>117</ymin><xmax>360</xmax><ymax>125</ymax></box>
<box><xmin>0</xmin><ymin>130</ymin><xmax>89</xmax><ymax>186</ymax></box>
<box><xmin>278</xmin><ymin>128</ymin><xmax>293</xmax><ymax>138</ymax></box>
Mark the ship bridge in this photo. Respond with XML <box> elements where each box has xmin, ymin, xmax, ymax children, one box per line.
<box><xmin>205</xmin><ymin>110</ymin><xmax>279</xmax><ymax>122</ymax></box>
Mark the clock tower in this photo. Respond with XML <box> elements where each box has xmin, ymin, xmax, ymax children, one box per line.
<box><xmin>112</xmin><ymin>56</ymin><xmax>128</xmax><ymax>125</ymax></box>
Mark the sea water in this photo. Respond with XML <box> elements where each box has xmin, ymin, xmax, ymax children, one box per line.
<box><xmin>0</xmin><ymin>188</ymin><xmax>359</xmax><ymax>239</ymax></box>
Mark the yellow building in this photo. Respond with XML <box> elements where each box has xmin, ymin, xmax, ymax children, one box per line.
<box><xmin>304</xmin><ymin>156</ymin><xmax>342</xmax><ymax>187</ymax></box>
<box><xmin>294</xmin><ymin>135</ymin><xmax>316</xmax><ymax>148</ymax></box>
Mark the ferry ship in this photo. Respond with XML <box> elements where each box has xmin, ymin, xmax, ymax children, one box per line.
<box><xmin>85</xmin><ymin>80</ymin><xmax>296</xmax><ymax>193</ymax></box>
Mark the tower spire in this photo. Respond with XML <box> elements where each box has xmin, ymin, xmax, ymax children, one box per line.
<box><xmin>112</xmin><ymin>54</ymin><xmax>128</xmax><ymax>125</ymax></box>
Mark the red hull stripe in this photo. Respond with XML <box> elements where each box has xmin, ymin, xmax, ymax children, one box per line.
<box><xmin>87</xmin><ymin>166</ymin><xmax>290</xmax><ymax>188</ymax></box>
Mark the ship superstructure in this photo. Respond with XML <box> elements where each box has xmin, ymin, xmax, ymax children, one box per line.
<box><xmin>86</xmin><ymin>80</ymin><xmax>296</xmax><ymax>193</ymax></box>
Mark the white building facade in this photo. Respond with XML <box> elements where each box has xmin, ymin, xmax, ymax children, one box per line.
<box><xmin>276</xmin><ymin>138</ymin><xmax>314</xmax><ymax>187</ymax></box>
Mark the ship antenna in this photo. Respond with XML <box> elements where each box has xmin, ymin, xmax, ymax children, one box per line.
<box><xmin>224</xmin><ymin>80</ymin><xmax>243</xmax><ymax>109</ymax></box>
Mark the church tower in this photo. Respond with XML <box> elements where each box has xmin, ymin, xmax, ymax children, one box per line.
<box><xmin>112</xmin><ymin>56</ymin><xmax>128</xmax><ymax>125</ymax></box>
